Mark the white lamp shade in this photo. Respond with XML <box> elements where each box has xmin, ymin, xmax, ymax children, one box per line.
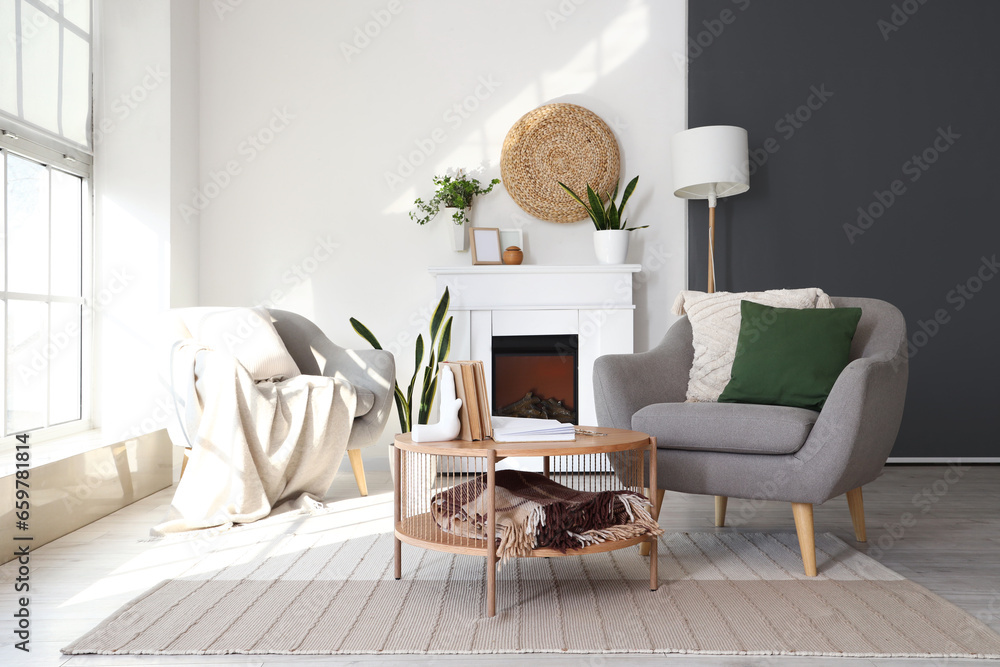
<box><xmin>670</xmin><ymin>125</ymin><xmax>750</xmax><ymax>201</ymax></box>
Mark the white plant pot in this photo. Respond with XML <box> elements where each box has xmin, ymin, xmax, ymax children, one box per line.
<box><xmin>593</xmin><ymin>229</ymin><xmax>630</xmax><ymax>264</ymax></box>
<box><xmin>446</xmin><ymin>207</ymin><xmax>468</xmax><ymax>252</ymax></box>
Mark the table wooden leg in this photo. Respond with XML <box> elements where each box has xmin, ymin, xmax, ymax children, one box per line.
<box><xmin>393</xmin><ymin>444</ymin><xmax>402</xmax><ymax>580</ymax></box>
<box><xmin>487</xmin><ymin>450</ymin><xmax>497</xmax><ymax>617</ymax></box>
<box><xmin>543</xmin><ymin>455</ymin><xmax>550</xmax><ymax>479</ymax></box>
<box><xmin>649</xmin><ymin>438</ymin><xmax>659</xmax><ymax>590</ymax></box>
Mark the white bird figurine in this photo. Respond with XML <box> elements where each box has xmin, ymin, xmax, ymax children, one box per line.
<box><xmin>411</xmin><ymin>365</ymin><xmax>462</xmax><ymax>442</ymax></box>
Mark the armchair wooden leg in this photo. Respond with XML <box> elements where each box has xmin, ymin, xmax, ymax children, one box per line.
<box><xmin>714</xmin><ymin>496</ymin><xmax>728</xmax><ymax>527</ymax></box>
<box><xmin>846</xmin><ymin>487</ymin><xmax>867</xmax><ymax>542</ymax></box>
<box><xmin>791</xmin><ymin>502</ymin><xmax>817</xmax><ymax>576</ymax></box>
<box><xmin>348</xmin><ymin>449</ymin><xmax>368</xmax><ymax>497</ymax></box>
<box><xmin>639</xmin><ymin>488</ymin><xmax>665</xmax><ymax>556</ymax></box>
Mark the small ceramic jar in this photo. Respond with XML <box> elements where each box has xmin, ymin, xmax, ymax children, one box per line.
<box><xmin>502</xmin><ymin>246</ymin><xmax>524</xmax><ymax>265</ymax></box>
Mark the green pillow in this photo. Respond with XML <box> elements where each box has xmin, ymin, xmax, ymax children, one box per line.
<box><xmin>718</xmin><ymin>300</ymin><xmax>862</xmax><ymax>411</ymax></box>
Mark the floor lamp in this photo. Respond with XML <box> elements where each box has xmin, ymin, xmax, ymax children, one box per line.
<box><xmin>670</xmin><ymin>126</ymin><xmax>750</xmax><ymax>294</ymax></box>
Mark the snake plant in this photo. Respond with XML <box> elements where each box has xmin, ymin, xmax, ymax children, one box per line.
<box><xmin>558</xmin><ymin>175</ymin><xmax>647</xmax><ymax>231</ymax></box>
<box><xmin>350</xmin><ymin>288</ymin><xmax>452</xmax><ymax>433</ymax></box>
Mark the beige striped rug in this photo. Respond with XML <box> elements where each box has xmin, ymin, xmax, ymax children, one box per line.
<box><xmin>63</xmin><ymin>531</ymin><xmax>1000</xmax><ymax>658</ymax></box>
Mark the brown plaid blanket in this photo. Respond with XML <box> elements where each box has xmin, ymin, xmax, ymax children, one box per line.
<box><xmin>430</xmin><ymin>469</ymin><xmax>663</xmax><ymax>565</ymax></box>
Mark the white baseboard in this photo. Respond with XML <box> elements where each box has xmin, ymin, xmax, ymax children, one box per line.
<box><xmin>887</xmin><ymin>457</ymin><xmax>1000</xmax><ymax>463</ymax></box>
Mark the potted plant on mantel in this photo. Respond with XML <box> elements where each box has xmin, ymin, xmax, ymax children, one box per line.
<box><xmin>410</xmin><ymin>171</ymin><xmax>501</xmax><ymax>251</ymax></box>
<box><xmin>559</xmin><ymin>176</ymin><xmax>646</xmax><ymax>264</ymax></box>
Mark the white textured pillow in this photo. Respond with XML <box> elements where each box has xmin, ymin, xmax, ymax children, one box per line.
<box><xmin>671</xmin><ymin>288</ymin><xmax>834</xmax><ymax>402</ymax></box>
<box><xmin>195</xmin><ymin>306</ymin><xmax>300</xmax><ymax>383</ymax></box>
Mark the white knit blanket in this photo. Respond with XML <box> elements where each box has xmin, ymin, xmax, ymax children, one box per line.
<box><xmin>154</xmin><ymin>341</ymin><xmax>357</xmax><ymax>535</ymax></box>
<box><xmin>672</xmin><ymin>288</ymin><xmax>834</xmax><ymax>402</ymax></box>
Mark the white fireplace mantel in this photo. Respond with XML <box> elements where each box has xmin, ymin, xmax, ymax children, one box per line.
<box><xmin>429</xmin><ymin>265</ymin><xmax>641</xmax><ymax>429</ymax></box>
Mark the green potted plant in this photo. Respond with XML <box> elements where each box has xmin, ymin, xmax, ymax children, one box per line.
<box><xmin>558</xmin><ymin>176</ymin><xmax>646</xmax><ymax>264</ymax></box>
<box><xmin>350</xmin><ymin>288</ymin><xmax>452</xmax><ymax>434</ymax></box>
<box><xmin>411</xmin><ymin>171</ymin><xmax>501</xmax><ymax>251</ymax></box>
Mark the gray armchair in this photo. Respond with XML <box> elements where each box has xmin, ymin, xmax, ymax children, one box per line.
<box><xmin>270</xmin><ymin>309</ymin><xmax>395</xmax><ymax>495</ymax></box>
<box><xmin>169</xmin><ymin>308</ymin><xmax>395</xmax><ymax>497</ymax></box>
<box><xmin>594</xmin><ymin>297</ymin><xmax>908</xmax><ymax>575</ymax></box>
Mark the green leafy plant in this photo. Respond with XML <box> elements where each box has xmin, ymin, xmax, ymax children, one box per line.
<box><xmin>410</xmin><ymin>171</ymin><xmax>501</xmax><ymax>226</ymax></box>
<box><xmin>350</xmin><ymin>288</ymin><xmax>452</xmax><ymax>433</ymax></box>
<box><xmin>558</xmin><ymin>175</ymin><xmax>648</xmax><ymax>231</ymax></box>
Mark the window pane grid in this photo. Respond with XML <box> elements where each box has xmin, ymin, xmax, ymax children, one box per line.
<box><xmin>2</xmin><ymin>147</ymin><xmax>86</xmax><ymax>438</ymax></box>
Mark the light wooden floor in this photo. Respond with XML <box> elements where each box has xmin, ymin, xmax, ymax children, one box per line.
<box><xmin>2</xmin><ymin>464</ymin><xmax>998</xmax><ymax>667</ymax></box>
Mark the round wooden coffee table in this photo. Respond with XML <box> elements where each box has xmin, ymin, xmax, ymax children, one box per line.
<box><xmin>392</xmin><ymin>427</ymin><xmax>658</xmax><ymax>617</ymax></box>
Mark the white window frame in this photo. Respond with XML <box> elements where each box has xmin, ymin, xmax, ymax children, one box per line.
<box><xmin>0</xmin><ymin>131</ymin><xmax>94</xmax><ymax>448</ymax></box>
<box><xmin>1</xmin><ymin>0</ymin><xmax>94</xmax><ymax>449</ymax></box>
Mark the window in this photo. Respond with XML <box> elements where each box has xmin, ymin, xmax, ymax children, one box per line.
<box><xmin>1</xmin><ymin>0</ymin><xmax>92</xmax><ymax>444</ymax></box>
<box><xmin>2</xmin><ymin>146</ymin><xmax>90</xmax><ymax>438</ymax></box>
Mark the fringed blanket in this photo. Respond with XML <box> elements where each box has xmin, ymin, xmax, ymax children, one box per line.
<box><xmin>430</xmin><ymin>470</ymin><xmax>663</xmax><ymax>565</ymax></box>
<box><xmin>154</xmin><ymin>341</ymin><xmax>357</xmax><ymax>536</ymax></box>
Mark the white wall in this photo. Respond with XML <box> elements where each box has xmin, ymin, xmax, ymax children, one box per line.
<box><xmin>169</xmin><ymin>0</ymin><xmax>201</xmax><ymax>308</ymax></box>
<box><xmin>93</xmin><ymin>0</ymin><xmax>199</xmax><ymax>439</ymax></box>
<box><xmin>197</xmin><ymin>0</ymin><xmax>687</xmax><ymax>444</ymax></box>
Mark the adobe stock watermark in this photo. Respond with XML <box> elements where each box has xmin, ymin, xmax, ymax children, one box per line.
<box><xmin>727</xmin><ymin>418</ymin><xmax>849</xmax><ymax>528</ymax></box>
<box><xmin>726</xmin><ymin>84</ymin><xmax>834</xmax><ymax>183</ymax></box>
<box><xmin>60</xmin><ymin>455</ymin><xmax>129</xmax><ymax>514</ymax></box>
<box><xmin>866</xmin><ymin>461</ymin><xmax>969</xmax><ymax>560</ymax></box>
<box><xmin>903</xmin><ymin>254</ymin><xmax>998</xmax><ymax>363</ymax></box>
<box><xmin>122</xmin><ymin>237</ymin><xmax>336</xmax><ymax>442</ymax></box>
<box><xmin>119</xmin><ymin>392</ymin><xmax>178</xmax><ymax>442</ymax></box>
<box><xmin>340</xmin><ymin>0</ymin><xmax>403</xmax><ymax>62</ymax></box>
<box><xmin>672</xmin><ymin>0</ymin><xmax>751</xmax><ymax>73</ymax></box>
<box><xmin>251</xmin><ymin>235</ymin><xmax>341</xmax><ymax>310</ymax></box>
<box><xmin>877</xmin><ymin>0</ymin><xmax>930</xmax><ymax>41</ymax></box>
<box><xmin>6</xmin><ymin>0</ymin><xmax>87</xmax><ymax>48</ymax></box>
<box><xmin>15</xmin><ymin>319</ymin><xmax>81</xmax><ymax>385</ymax></box>
<box><xmin>561</xmin><ymin>245</ymin><xmax>672</xmax><ymax>361</ymax></box>
<box><xmin>843</xmin><ymin>125</ymin><xmax>959</xmax><ymax>244</ymax></box>
<box><xmin>15</xmin><ymin>268</ymin><xmax>133</xmax><ymax>383</ymax></box>
<box><xmin>545</xmin><ymin>0</ymin><xmax>588</xmax><ymax>31</ymax></box>
<box><xmin>94</xmin><ymin>65</ymin><xmax>169</xmax><ymax>145</ymax></box>
<box><xmin>383</xmin><ymin>76</ymin><xmax>502</xmax><ymax>190</ymax></box>
<box><xmin>211</xmin><ymin>0</ymin><xmax>244</xmax><ymax>21</ymax></box>
<box><xmin>179</xmin><ymin>107</ymin><xmax>295</xmax><ymax>223</ymax></box>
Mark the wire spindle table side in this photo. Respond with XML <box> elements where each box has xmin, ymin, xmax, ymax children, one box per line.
<box><xmin>393</xmin><ymin>429</ymin><xmax>659</xmax><ymax>617</ymax></box>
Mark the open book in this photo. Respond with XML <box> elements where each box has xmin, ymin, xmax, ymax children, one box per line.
<box><xmin>491</xmin><ymin>416</ymin><xmax>576</xmax><ymax>443</ymax></box>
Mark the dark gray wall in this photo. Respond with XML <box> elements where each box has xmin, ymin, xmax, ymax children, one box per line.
<box><xmin>687</xmin><ymin>0</ymin><xmax>1000</xmax><ymax>458</ymax></box>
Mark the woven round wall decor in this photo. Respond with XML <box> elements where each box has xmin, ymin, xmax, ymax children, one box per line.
<box><xmin>500</xmin><ymin>103</ymin><xmax>621</xmax><ymax>223</ymax></box>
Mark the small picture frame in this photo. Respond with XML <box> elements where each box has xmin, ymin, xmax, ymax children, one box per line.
<box><xmin>470</xmin><ymin>228</ymin><xmax>502</xmax><ymax>265</ymax></box>
<box><xmin>498</xmin><ymin>228</ymin><xmax>524</xmax><ymax>253</ymax></box>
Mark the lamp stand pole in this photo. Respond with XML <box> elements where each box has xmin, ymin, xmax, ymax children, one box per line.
<box><xmin>707</xmin><ymin>187</ymin><xmax>718</xmax><ymax>294</ymax></box>
<box><xmin>707</xmin><ymin>204</ymin><xmax>716</xmax><ymax>294</ymax></box>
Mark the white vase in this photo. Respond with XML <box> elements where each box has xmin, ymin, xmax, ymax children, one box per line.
<box><xmin>593</xmin><ymin>229</ymin><xmax>630</xmax><ymax>264</ymax></box>
<box><xmin>446</xmin><ymin>207</ymin><xmax>468</xmax><ymax>252</ymax></box>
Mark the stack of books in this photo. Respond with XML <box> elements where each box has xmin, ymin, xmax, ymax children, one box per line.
<box><xmin>439</xmin><ymin>360</ymin><xmax>493</xmax><ymax>441</ymax></box>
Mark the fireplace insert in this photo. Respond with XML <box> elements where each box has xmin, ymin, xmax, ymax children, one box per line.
<box><xmin>492</xmin><ymin>334</ymin><xmax>578</xmax><ymax>424</ymax></box>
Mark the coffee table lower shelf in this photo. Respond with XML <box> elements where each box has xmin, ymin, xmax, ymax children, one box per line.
<box><xmin>392</xmin><ymin>428</ymin><xmax>660</xmax><ymax>617</ymax></box>
<box><xmin>396</xmin><ymin>511</ymin><xmax>652</xmax><ymax>557</ymax></box>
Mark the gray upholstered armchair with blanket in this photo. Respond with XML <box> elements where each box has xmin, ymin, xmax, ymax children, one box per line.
<box><xmin>160</xmin><ymin>306</ymin><xmax>394</xmax><ymax>535</ymax></box>
<box><xmin>594</xmin><ymin>295</ymin><xmax>908</xmax><ymax>576</ymax></box>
